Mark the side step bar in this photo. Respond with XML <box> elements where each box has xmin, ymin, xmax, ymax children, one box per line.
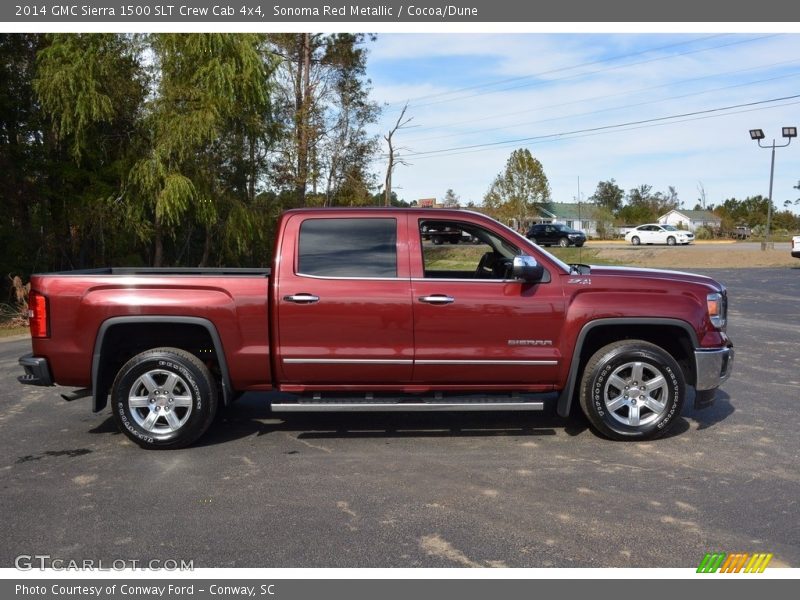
<box><xmin>271</xmin><ymin>393</ymin><xmax>544</xmax><ymax>413</ymax></box>
<box><xmin>271</xmin><ymin>402</ymin><xmax>544</xmax><ymax>412</ymax></box>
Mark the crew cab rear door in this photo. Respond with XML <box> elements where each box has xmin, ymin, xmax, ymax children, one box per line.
<box><xmin>410</xmin><ymin>217</ymin><xmax>565</xmax><ymax>385</ymax></box>
<box><xmin>275</xmin><ymin>213</ymin><xmax>414</xmax><ymax>384</ymax></box>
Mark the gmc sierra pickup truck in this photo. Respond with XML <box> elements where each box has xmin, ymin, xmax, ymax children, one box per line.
<box><xmin>18</xmin><ymin>208</ymin><xmax>733</xmax><ymax>449</ymax></box>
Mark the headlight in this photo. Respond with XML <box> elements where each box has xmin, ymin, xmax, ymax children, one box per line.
<box><xmin>707</xmin><ymin>292</ymin><xmax>727</xmax><ymax>329</ymax></box>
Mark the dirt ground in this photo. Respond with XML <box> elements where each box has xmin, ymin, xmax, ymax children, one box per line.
<box><xmin>587</xmin><ymin>241</ymin><xmax>798</xmax><ymax>269</ymax></box>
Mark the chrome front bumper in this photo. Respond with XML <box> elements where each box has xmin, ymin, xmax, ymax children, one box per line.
<box><xmin>694</xmin><ymin>346</ymin><xmax>734</xmax><ymax>391</ymax></box>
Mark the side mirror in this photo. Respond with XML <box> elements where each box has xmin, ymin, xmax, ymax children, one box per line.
<box><xmin>512</xmin><ymin>255</ymin><xmax>544</xmax><ymax>283</ymax></box>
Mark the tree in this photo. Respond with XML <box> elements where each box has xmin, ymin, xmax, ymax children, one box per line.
<box><xmin>589</xmin><ymin>179</ymin><xmax>624</xmax><ymax>213</ymax></box>
<box><xmin>383</xmin><ymin>103</ymin><xmax>412</xmax><ymax>206</ymax></box>
<box><xmin>269</xmin><ymin>33</ymin><xmax>380</xmax><ymax>207</ymax></box>
<box><xmin>483</xmin><ymin>148</ymin><xmax>551</xmax><ymax>227</ymax></box>
<box><xmin>442</xmin><ymin>188</ymin><xmax>460</xmax><ymax>207</ymax></box>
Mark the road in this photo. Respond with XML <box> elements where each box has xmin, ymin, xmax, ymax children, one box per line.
<box><xmin>0</xmin><ymin>268</ymin><xmax>798</xmax><ymax>568</ymax></box>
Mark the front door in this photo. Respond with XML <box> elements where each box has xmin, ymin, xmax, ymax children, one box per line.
<box><xmin>410</xmin><ymin>217</ymin><xmax>565</xmax><ymax>386</ymax></box>
<box><xmin>276</xmin><ymin>214</ymin><xmax>414</xmax><ymax>384</ymax></box>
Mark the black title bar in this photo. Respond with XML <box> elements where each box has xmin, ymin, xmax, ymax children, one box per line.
<box><xmin>3</xmin><ymin>0</ymin><xmax>800</xmax><ymax>23</ymax></box>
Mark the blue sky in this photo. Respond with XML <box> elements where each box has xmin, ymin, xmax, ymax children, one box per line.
<box><xmin>365</xmin><ymin>33</ymin><xmax>800</xmax><ymax>212</ymax></box>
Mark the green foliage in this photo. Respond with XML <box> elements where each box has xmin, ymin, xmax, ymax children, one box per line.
<box><xmin>589</xmin><ymin>179</ymin><xmax>624</xmax><ymax>213</ymax></box>
<box><xmin>483</xmin><ymin>148</ymin><xmax>551</xmax><ymax>226</ymax></box>
<box><xmin>2</xmin><ymin>31</ymin><xmax>380</xmax><ymax>281</ymax></box>
<box><xmin>694</xmin><ymin>226</ymin><xmax>712</xmax><ymax>240</ymax></box>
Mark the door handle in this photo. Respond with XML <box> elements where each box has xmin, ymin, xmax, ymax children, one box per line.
<box><xmin>418</xmin><ymin>295</ymin><xmax>455</xmax><ymax>305</ymax></box>
<box><xmin>284</xmin><ymin>293</ymin><xmax>320</xmax><ymax>304</ymax></box>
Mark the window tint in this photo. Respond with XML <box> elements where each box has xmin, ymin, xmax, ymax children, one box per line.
<box><xmin>298</xmin><ymin>218</ymin><xmax>397</xmax><ymax>277</ymax></box>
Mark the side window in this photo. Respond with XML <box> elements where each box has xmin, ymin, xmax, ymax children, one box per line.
<box><xmin>420</xmin><ymin>220</ymin><xmax>519</xmax><ymax>280</ymax></box>
<box><xmin>298</xmin><ymin>218</ymin><xmax>397</xmax><ymax>278</ymax></box>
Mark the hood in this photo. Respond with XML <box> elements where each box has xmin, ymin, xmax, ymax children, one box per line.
<box><xmin>585</xmin><ymin>265</ymin><xmax>724</xmax><ymax>291</ymax></box>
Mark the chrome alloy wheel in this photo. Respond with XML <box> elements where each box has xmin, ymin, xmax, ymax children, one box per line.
<box><xmin>602</xmin><ymin>361</ymin><xmax>668</xmax><ymax>427</ymax></box>
<box><xmin>128</xmin><ymin>369</ymin><xmax>193</xmax><ymax>434</ymax></box>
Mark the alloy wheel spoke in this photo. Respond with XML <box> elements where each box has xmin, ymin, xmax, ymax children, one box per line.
<box><xmin>628</xmin><ymin>403</ymin><xmax>641</xmax><ymax>426</ymax></box>
<box><xmin>163</xmin><ymin>373</ymin><xmax>180</xmax><ymax>394</ymax></box>
<box><xmin>129</xmin><ymin>396</ymin><xmax>150</xmax><ymax>408</ymax></box>
<box><xmin>164</xmin><ymin>410</ymin><xmax>181</xmax><ymax>431</ymax></box>
<box><xmin>142</xmin><ymin>409</ymin><xmax>160</xmax><ymax>431</ymax></box>
<box><xmin>140</xmin><ymin>373</ymin><xmax>159</xmax><ymax>394</ymax></box>
<box><xmin>631</xmin><ymin>362</ymin><xmax>644</xmax><ymax>384</ymax></box>
<box><xmin>606</xmin><ymin>395</ymin><xmax>627</xmax><ymax>412</ymax></box>
<box><xmin>608</xmin><ymin>374</ymin><xmax>629</xmax><ymax>392</ymax></box>
<box><xmin>644</xmin><ymin>397</ymin><xmax>665</xmax><ymax>414</ymax></box>
<box><xmin>172</xmin><ymin>395</ymin><xmax>193</xmax><ymax>407</ymax></box>
<box><xmin>646</xmin><ymin>374</ymin><xmax>666</xmax><ymax>390</ymax></box>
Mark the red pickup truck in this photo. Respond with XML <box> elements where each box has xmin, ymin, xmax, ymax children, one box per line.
<box><xmin>18</xmin><ymin>208</ymin><xmax>733</xmax><ymax>449</ymax></box>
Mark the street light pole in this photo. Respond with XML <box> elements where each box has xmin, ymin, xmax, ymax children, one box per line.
<box><xmin>766</xmin><ymin>140</ymin><xmax>776</xmax><ymax>246</ymax></box>
<box><xmin>749</xmin><ymin>127</ymin><xmax>796</xmax><ymax>250</ymax></box>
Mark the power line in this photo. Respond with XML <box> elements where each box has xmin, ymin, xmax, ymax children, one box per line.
<box><xmin>400</xmin><ymin>100</ymin><xmax>800</xmax><ymax>162</ymax></box>
<box><xmin>393</xmin><ymin>34</ymin><xmax>779</xmax><ymax>111</ymax></box>
<box><xmin>399</xmin><ymin>94</ymin><xmax>800</xmax><ymax>158</ymax></box>
<box><xmin>403</xmin><ymin>56</ymin><xmax>800</xmax><ymax>138</ymax></box>
<box><xmin>402</xmin><ymin>69</ymin><xmax>800</xmax><ymax>145</ymax></box>
<box><xmin>385</xmin><ymin>34</ymin><xmax>727</xmax><ymax>107</ymax></box>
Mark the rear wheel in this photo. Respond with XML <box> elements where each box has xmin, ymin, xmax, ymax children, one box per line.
<box><xmin>579</xmin><ymin>340</ymin><xmax>685</xmax><ymax>440</ymax></box>
<box><xmin>558</xmin><ymin>237</ymin><xmax>569</xmax><ymax>247</ymax></box>
<box><xmin>111</xmin><ymin>347</ymin><xmax>218</xmax><ymax>449</ymax></box>
<box><xmin>631</xmin><ymin>236</ymin><xmax>640</xmax><ymax>246</ymax></box>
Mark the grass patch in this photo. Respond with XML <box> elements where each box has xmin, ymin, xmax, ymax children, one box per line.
<box><xmin>0</xmin><ymin>326</ymin><xmax>29</xmax><ymax>338</ymax></box>
<box><xmin>548</xmin><ymin>246</ymin><xmax>625</xmax><ymax>266</ymax></box>
<box><xmin>423</xmin><ymin>244</ymin><xmax>626</xmax><ymax>270</ymax></box>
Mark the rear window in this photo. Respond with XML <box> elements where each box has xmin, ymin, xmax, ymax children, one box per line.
<box><xmin>298</xmin><ymin>218</ymin><xmax>398</xmax><ymax>278</ymax></box>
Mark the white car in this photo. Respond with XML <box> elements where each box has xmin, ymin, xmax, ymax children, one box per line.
<box><xmin>625</xmin><ymin>224</ymin><xmax>695</xmax><ymax>246</ymax></box>
<box><xmin>792</xmin><ymin>235</ymin><xmax>800</xmax><ymax>259</ymax></box>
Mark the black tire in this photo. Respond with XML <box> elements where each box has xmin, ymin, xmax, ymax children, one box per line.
<box><xmin>558</xmin><ymin>237</ymin><xmax>569</xmax><ymax>247</ymax></box>
<box><xmin>666</xmin><ymin>236</ymin><xmax>676</xmax><ymax>246</ymax></box>
<box><xmin>111</xmin><ymin>347</ymin><xmax>218</xmax><ymax>449</ymax></box>
<box><xmin>578</xmin><ymin>340</ymin><xmax>685</xmax><ymax>441</ymax></box>
<box><xmin>574</xmin><ymin>242</ymin><xmax>585</xmax><ymax>248</ymax></box>
<box><xmin>631</xmin><ymin>236</ymin><xmax>640</xmax><ymax>246</ymax></box>
<box><xmin>432</xmin><ymin>236</ymin><xmax>443</xmax><ymax>245</ymax></box>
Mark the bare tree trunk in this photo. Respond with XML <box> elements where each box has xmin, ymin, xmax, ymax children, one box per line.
<box><xmin>383</xmin><ymin>104</ymin><xmax>411</xmax><ymax>207</ymax></box>
<box><xmin>199</xmin><ymin>226</ymin><xmax>211</xmax><ymax>267</ymax></box>
<box><xmin>295</xmin><ymin>33</ymin><xmax>311</xmax><ymax>206</ymax></box>
<box><xmin>153</xmin><ymin>212</ymin><xmax>164</xmax><ymax>267</ymax></box>
<box><xmin>248</xmin><ymin>135</ymin><xmax>256</xmax><ymax>202</ymax></box>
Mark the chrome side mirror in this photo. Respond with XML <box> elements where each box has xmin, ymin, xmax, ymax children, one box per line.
<box><xmin>512</xmin><ymin>255</ymin><xmax>544</xmax><ymax>283</ymax></box>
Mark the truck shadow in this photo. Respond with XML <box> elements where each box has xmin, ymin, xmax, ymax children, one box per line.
<box><xmin>88</xmin><ymin>390</ymin><xmax>733</xmax><ymax>447</ymax></box>
<box><xmin>193</xmin><ymin>392</ymin><xmax>589</xmax><ymax>447</ymax></box>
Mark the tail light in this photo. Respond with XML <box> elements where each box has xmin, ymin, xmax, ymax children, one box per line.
<box><xmin>28</xmin><ymin>290</ymin><xmax>49</xmax><ymax>338</ymax></box>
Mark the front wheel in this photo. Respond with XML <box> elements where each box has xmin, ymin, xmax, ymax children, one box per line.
<box><xmin>579</xmin><ymin>340</ymin><xmax>685</xmax><ymax>440</ymax></box>
<box><xmin>630</xmin><ymin>236</ymin><xmax>640</xmax><ymax>246</ymax></box>
<box><xmin>666</xmin><ymin>236</ymin><xmax>676</xmax><ymax>246</ymax></box>
<box><xmin>111</xmin><ymin>347</ymin><xmax>218</xmax><ymax>449</ymax></box>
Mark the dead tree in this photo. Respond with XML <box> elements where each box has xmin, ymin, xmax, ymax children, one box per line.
<box><xmin>383</xmin><ymin>104</ymin><xmax>413</xmax><ymax>206</ymax></box>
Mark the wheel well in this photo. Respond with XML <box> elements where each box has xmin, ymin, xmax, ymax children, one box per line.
<box><xmin>94</xmin><ymin>323</ymin><xmax>224</xmax><ymax>412</ymax></box>
<box><xmin>578</xmin><ymin>324</ymin><xmax>696</xmax><ymax>387</ymax></box>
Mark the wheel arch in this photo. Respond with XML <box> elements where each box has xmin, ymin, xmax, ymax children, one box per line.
<box><xmin>92</xmin><ymin>316</ymin><xmax>232</xmax><ymax>413</ymax></box>
<box><xmin>557</xmin><ymin>318</ymin><xmax>698</xmax><ymax>417</ymax></box>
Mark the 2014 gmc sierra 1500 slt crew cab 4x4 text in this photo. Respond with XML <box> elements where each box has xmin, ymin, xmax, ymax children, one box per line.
<box><xmin>18</xmin><ymin>209</ymin><xmax>733</xmax><ymax>449</ymax></box>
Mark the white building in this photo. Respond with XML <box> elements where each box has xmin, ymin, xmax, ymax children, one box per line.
<box><xmin>658</xmin><ymin>209</ymin><xmax>721</xmax><ymax>232</ymax></box>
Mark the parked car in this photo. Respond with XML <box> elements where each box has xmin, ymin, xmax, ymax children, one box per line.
<box><xmin>526</xmin><ymin>223</ymin><xmax>586</xmax><ymax>247</ymax></box>
<box><xmin>732</xmin><ymin>225</ymin><xmax>751</xmax><ymax>240</ymax></box>
<box><xmin>625</xmin><ymin>224</ymin><xmax>694</xmax><ymax>246</ymax></box>
<box><xmin>422</xmin><ymin>224</ymin><xmax>463</xmax><ymax>245</ymax></box>
<box><xmin>792</xmin><ymin>235</ymin><xmax>800</xmax><ymax>259</ymax></box>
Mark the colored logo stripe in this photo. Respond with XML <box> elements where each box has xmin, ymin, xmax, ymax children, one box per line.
<box><xmin>697</xmin><ymin>552</ymin><xmax>773</xmax><ymax>573</ymax></box>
